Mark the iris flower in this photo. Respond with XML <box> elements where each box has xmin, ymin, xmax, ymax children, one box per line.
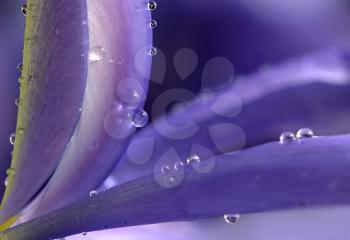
<box><xmin>1</xmin><ymin>0</ymin><xmax>350</xmax><ymax>239</ymax></box>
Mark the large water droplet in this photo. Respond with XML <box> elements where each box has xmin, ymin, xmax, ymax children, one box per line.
<box><xmin>9</xmin><ymin>133</ymin><xmax>15</xmax><ymax>146</ymax></box>
<box><xmin>132</xmin><ymin>109</ymin><xmax>149</xmax><ymax>128</ymax></box>
<box><xmin>296</xmin><ymin>128</ymin><xmax>314</xmax><ymax>139</ymax></box>
<box><xmin>89</xmin><ymin>46</ymin><xmax>106</xmax><ymax>62</ymax></box>
<box><xmin>224</xmin><ymin>214</ymin><xmax>240</xmax><ymax>224</ymax></box>
<box><xmin>147</xmin><ymin>1</ymin><xmax>157</xmax><ymax>10</ymax></box>
<box><xmin>186</xmin><ymin>154</ymin><xmax>201</xmax><ymax>166</ymax></box>
<box><xmin>104</xmin><ymin>108</ymin><xmax>133</xmax><ymax>139</ymax></box>
<box><xmin>89</xmin><ymin>190</ymin><xmax>98</xmax><ymax>197</ymax></box>
<box><xmin>149</xmin><ymin>20</ymin><xmax>158</xmax><ymax>29</ymax></box>
<box><xmin>21</xmin><ymin>3</ymin><xmax>27</xmax><ymax>16</ymax></box>
<box><xmin>279</xmin><ymin>131</ymin><xmax>296</xmax><ymax>143</ymax></box>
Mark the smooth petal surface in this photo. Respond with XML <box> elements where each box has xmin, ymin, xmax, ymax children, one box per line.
<box><xmin>3</xmin><ymin>134</ymin><xmax>350</xmax><ymax>239</ymax></box>
<box><xmin>20</xmin><ymin>0</ymin><xmax>153</xmax><ymax>220</ymax></box>
<box><xmin>0</xmin><ymin>0</ymin><xmax>89</xmax><ymax>223</ymax></box>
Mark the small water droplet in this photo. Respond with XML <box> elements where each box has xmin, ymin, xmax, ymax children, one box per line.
<box><xmin>14</xmin><ymin>98</ymin><xmax>20</xmax><ymax>107</ymax></box>
<box><xmin>149</xmin><ymin>47</ymin><xmax>157</xmax><ymax>56</ymax></box>
<box><xmin>174</xmin><ymin>161</ymin><xmax>185</xmax><ymax>171</ymax></box>
<box><xmin>4</xmin><ymin>177</ymin><xmax>8</xmax><ymax>187</ymax></box>
<box><xmin>82</xmin><ymin>232</ymin><xmax>87</xmax><ymax>236</ymax></box>
<box><xmin>132</xmin><ymin>109</ymin><xmax>149</xmax><ymax>128</ymax></box>
<box><xmin>279</xmin><ymin>131</ymin><xmax>296</xmax><ymax>143</ymax></box>
<box><xmin>89</xmin><ymin>190</ymin><xmax>98</xmax><ymax>197</ymax></box>
<box><xmin>21</xmin><ymin>3</ymin><xmax>27</xmax><ymax>16</ymax></box>
<box><xmin>186</xmin><ymin>154</ymin><xmax>201</xmax><ymax>166</ymax></box>
<box><xmin>296</xmin><ymin>128</ymin><xmax>314</xmax><ymax>139</ymax></box>
<box><xmin>89</xmin><ymin>46</ymin><xmax>106</xmax><ymax>62</ymax></box>
<box><xmin>224</xmin><ymin>213</ymin><xmax>240</xmax><ymax>224</ymax></box>
<box><xmin>147</xmin><ymin>1</ymin><xmax>157</xmax><ymax>11</ymax></box>
<box><xmin>149</xmin><ymin>20</ymin><xmax>158</xmax><ymax>29</ymax></box>
<box><xmin>9</xmin><ymin>133</ymin><xmax>15</xmax><ymax>146</ymax></box>
<box><xmin>17</xmin><ymin>63</ymin><xmax>23</xmax><ymax>72</ymax></box>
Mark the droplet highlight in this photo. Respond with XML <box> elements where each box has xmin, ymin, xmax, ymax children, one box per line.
<box><xmin>224</xmin><ymin>214</ymin><xmax>240</xmax><ymax>224</ymax></box>
<box><xmin>132</xmin><ymin>109</ymin><xmax>149</xmax><ymax>128</ymax></box>
<box><xmin>89</xmin><ymin>46</ymin><xmax>106</xmax><ymax>62</ymax></box>
<box><xmin>21</xmin><ymin>3</ymin><xmax>27</xmax><ymax>16</ymax></box>
<box><xmin>279</xmin><ymin>131</ymin><xmax>296</xmax><ymax>143</ymax></box>
<box><xmin>149</xmin><ymin>20</ymin><xmax>158</xmax><ymax>29</ymax></box>
<box><xmin>89</xmin><ymin>190</ymin><xmax>98</xmax><ymax>197</ymax></box>
<box><xmin>296</xmin><ymin>128</ymin><xmax>314</xmax><ymax>139</ymax></box>
<box><xmin>186</xmin><ymin>154</ymin><xmax>201</xmax><ymax>166</ymax></box>
<box><xmin>147</xmin><ymin>1</ymin><xmax>157</xmax><ymax>11</ymax></box>
<box><xmin>9</xmin><ymin>133</ymin><xmax>15</xmax><ymax>146</ymax></box>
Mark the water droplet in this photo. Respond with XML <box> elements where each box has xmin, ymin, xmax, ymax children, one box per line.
<box><xmin>89</xmin><ymin>190</ymin><xmax>98</xmax><ymax>197</ymax></box>
<box><xmin>224</xmin><ymin>214</ymin><xmax>240</xmax><ymax>224</ymax></box>
<box><xmin>82</xmin><ymin>232</ymin><xmax>87</xmax><ymax>236</ymax></box>
<box><xmin>279</xmin><ymin>131</ymin><xmax>296</xmax><ymax>143</ymax></box>
<box><xmin>296</xmin><ymin>128</ymin><xmax>314</xmax><ymax>139</ymax></box>
<box><xmin>21</xmin><ymin>3</ymin><xmax>27</xmax><ymax>16</ymax></box>
<box><xmin>149</xmin><ymin>47</ymin><xmax>157</xmax><ymax>56</ymax></box>
<box><xmin>104</xmin><ymin>108</ymin><xmax>134</xmax><ymax>139</ymax></box>
<box><xmin>186</xmin><ymin>154</ymin><xmax>201</xmax><ymax>166</ymax></box>
<box><xmin>4</xmin><ymin>177</ymin><xmax>8</xmax><ymax>187</ymax></box>
<box><xmin>149</xmin><ymin>20</ymin><xmax>158</xmax><ymax>29</ymax></box>
<box><xmin>15</xmin><ymin>98</ymin><xmax>20</xmax><ymax>107</ymax></box>
<box><xmin>9</xmin><ymin>133</ymin><xmax>15</xmax><ymax>146</ymax></box>
<box><xmin>147</xmin><ymin>1</ymin><xmax>157</xmax><ymax>10</ymax></box>
<box><xmin>17</xmin><ymin>63</ymin><xmax>23</xmax><ymax>72</ymax></box>
<box><xmin>174</xmin><ymin>161</ymin><xmax>185</xmax><ymax>171</ymax></box>
<box><xmin>132</xmin><ymin>109</ymin><xmax>149</xmax><ymax>128</ymax></box>
<box><xmin>89</xmin><ymin>46</ymin><xmax>106</xmax><ymax>62</ymax></box>
<box><xmin>161</xmin><ymin>165</ymin><xmax>171</xmax><ymax>175</ymax></box>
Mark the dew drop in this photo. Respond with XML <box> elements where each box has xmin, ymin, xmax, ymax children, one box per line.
<box><xmin>89</xmin><ymin>46</ymin><xmax>106</xmax><ymax>62</ymax></box>
<box><xmin>186</xmin><ymin>154</ymin><xmax>201</xmax><ymax>166</ymax></box>
<box><xmin>296</xmin><ymin>128</ymin><xmax>314</xmax><ymax>139</ymax></box>
<box><xmin>132</xmin><ymin>109</ymin><xmax>149</xmax><ymax>128</ymax></box>
<box><xmin>9</xmin><ymin>133</ymin><xmax>15</xmax><ymax>146</ymax></box>
<box><xmin>149</xmin><ymin>20</ymin><xmax>158</xmax><ymax>29</ymax></box>
<box><xmin>224</xmin><ymin>213</ymin><xmax>240</xmax><ymax>224</ymax></box>
<box><xmin>21</xmin><ymin>3</ymin><xmax>27</xmax><ymax>16</ymax></box>
<box><xmin>147</xmin><ymin>1</ymin><xmax>157</xmax><ymax>11</ymax></box>
<box><xmin>174</xmin><ymin>161</ymin><xmax>185</xmax><ymax>171</ymax></box>
<box><xmin>89</xmin><ymin>190</ymin><xmax>98</xmax><ymax>197</ymax></box>
<box><xmin>14</xmin><ymin>98</ymin><xmax>20</xmax><ymax>107</ymax></box>
<box><xmin>149</xmin><ymin>47</ymin><xmax>157</xmax><ymax>56</ymax></box>
<box><xmin>17</xmin><ymin>63</ymin><xmax>23</xmax><ymax>72</ymax></box>
<box><xmin>279</xmin><ymin>131</ymin><xmax>296</xmax><ymax>143</ymax></box>
<box><xmin>4</xmin><ymin>177</ymin><xmax>8</xmax><ymax>187</ymax></box>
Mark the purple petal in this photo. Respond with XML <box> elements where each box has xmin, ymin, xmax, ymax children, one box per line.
<box><xmin>103</xmin><ymin>48</ymin><xmax>350</xmax><ymax>186</ymax></box>
<box><xmin>0</xmin><ymin>0</ymin><xmax>89</xmax><ymax>223</ymax></box>
<box><xmin>3</xmin><ymin>134</ymin><xmax>350</xmax><ymax>239</ymax></box>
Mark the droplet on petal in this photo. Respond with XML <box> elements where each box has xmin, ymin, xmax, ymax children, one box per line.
<box><xmin>224</xmin><ymin>213</ymin><xmax>240</xmax><ymax>224</ymax></box>
<box><xmin>149</xmin><ymin>20</ymin><xmax>158</xmax><ymax>29</ymax></box>
<box><xmin>89</xmin><ymin>191</ymin><xmax>98</xmax><ymax>197</ymax></box>
<box><xmin>21</xmin><ymin>3</ymin><xmax>27</xmax><ymax>16</ymax></box>
<box><xmin>147</xmin><ymin>0</ymin><xmax>157</xmax><ymax>11</ymax></box>
<box><xmin>296</xmin><ymin>128</ymin><xmax>314</xmax><ymax>139</ymax></box>
<box><xmin>132</xmin><ymin>109</ymin><xmax>149</xmax><ymax>128</ymax></box>
<box><xmin>89</xmin><ymin>46</ymin><xmax>106</xmax><ymax>62</ymax></box>
<box><xmin>104</xmin><ymin>108</ymin><xmax>133</xmax><ymax>139</ymax></box>
<box><xmin>17</xmin><ymin>63</ymin><xmax>23</xmax><ymax>72</ymax></box>
<box><xmin>279</xmin><ymin>131</ymin><xmax>296</xmax><ymax>143</ymax></box>
<box><xmin>9</xmin><ymin>133</ymin><xmax>16</xmax><ymax>146</ymax></box>
<box><xmin>149</xmin><ymin>47</ymin><xmax>157</xmax><ymax>56</ymax></box>
<box><xmin>186</xmin><ymin>154</ymin><xmax>201</xmax><ymax>166</ymax></box>
<box><xmin>14</xmin><ymin>98</ymin><xmax>20</xmax><ymax>107</ymax></box>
